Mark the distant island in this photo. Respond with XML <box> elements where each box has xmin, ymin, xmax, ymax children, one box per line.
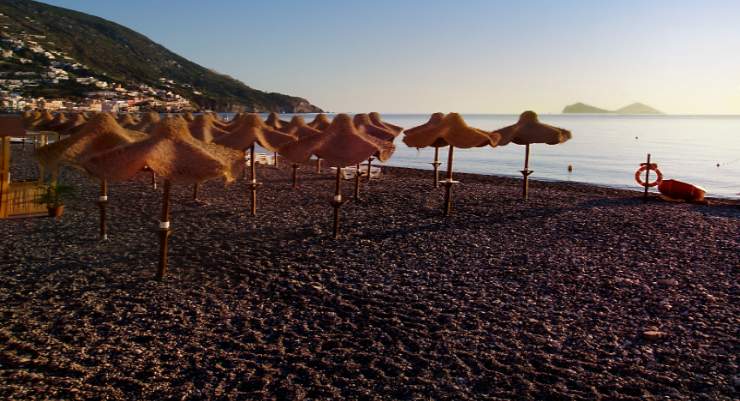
<box><xmin>563</xmin><ymin>102</ymin><xmax>663</xmax><ymax>114</ymax></box>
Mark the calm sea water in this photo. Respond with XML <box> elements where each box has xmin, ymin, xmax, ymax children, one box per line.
<box><xmin>247</xmin><ymin>113</ymin><xmax>740</xmax><ymax>199</ymax></box>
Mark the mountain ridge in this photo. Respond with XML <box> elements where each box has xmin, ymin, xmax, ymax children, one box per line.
<box><xmin>0</xmin><ymin>0</ymin><xmax>322</xmax><ymax>112</ymax></box>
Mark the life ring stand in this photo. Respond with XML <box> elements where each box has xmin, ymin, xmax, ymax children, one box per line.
<box><xmin>635</xmin><ymin>163</ymin><xmax>663</xmax><ymax>187</ymax></box>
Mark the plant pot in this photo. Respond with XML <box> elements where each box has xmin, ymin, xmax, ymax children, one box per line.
<box><xmin>47</xmin><ymin>205</ymin><xmax>64</xmax><ymax>218</ymax></box>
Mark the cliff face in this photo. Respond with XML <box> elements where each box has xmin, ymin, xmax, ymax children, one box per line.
<box><xmin>0</xmin><ymin>0</ymin><xmax>323</xmax><ymax>112</ymax></box>
<box><xmin>563</xmin><ymin>102</ymin><xmax>662</xmax><ymax>115</ymax></box>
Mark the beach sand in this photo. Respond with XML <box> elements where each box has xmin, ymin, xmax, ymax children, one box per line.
<box><xmin>1</xmin><ymin>143</ymin><xmax>738</xmax><ymax>400</ymax></box>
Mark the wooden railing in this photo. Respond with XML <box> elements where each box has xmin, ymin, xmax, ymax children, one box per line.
<box><xmin>0</xmin><ymin>181</ymin><xmax>48</xmax><ymax>218</ymax></box>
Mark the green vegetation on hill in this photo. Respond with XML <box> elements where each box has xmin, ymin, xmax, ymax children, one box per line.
<box><xmin>0</xmin><ymin>0</ymin><xmax>322</xmax><ymax>112</ymax></box>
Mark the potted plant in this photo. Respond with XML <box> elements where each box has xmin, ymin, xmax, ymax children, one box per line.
<box><xmin>36</xmin><ymin>183</ymin><xmax>75</xmax><ymax>218</ymax></box>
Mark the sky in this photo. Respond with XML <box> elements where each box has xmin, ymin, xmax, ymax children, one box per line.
<box><xmin>41</xmin><ymin>0</ymin><xmax>740</xmax><ymax>114</ymax></box>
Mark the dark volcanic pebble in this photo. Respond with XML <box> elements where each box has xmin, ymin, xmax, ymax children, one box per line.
<box><xmin>1</xmin><ymin>143</ymin><xmax>738</xmax><ymax>400</ymax></box>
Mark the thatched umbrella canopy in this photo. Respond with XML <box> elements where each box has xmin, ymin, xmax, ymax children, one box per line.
<box><xmin>47</xmin><ymin>113</ymin><xmax>87</xmax><ymax>137</ymax></box>
<box><xmin>182</xmin><ymin>112</ymin><xmax>195</xmax><ymax>122</ymax></box>
<box><xmin>264</xmin><ymin>112</ymin><xmax>289</xmax><ymax>130</ymax></box>
<box><xmin>308</xmin><ymin>113</ymin><xmax>332</xmax><ymax>131</ymax></box>
<box><xmin>214</xmin><ymin>113</ymin><xmax>295</xmax><ymax>215</ymax></box>
<box><xmin>36</xmin><ymin>113</ymin><xmax>146</xmax><ymax>171</ymax></box>
<box><xmin>36</xmin><ymin>113</ymin><xmax>148</xmax><ymax>239</ymax></box>
<box><xmin>278</xmin><ymin>114</ymin><xmax>395</xmax><ymax>238</ymax></box>
<box><xmin>189</xmin><ymin>114</ymin><xmax>229</xmax><ymax>144</ymax></box>
<box><xmin>24</xmin><ymin>110</ymin><xmax>54</xmax><ymax>131</ymax></box>
<box><xmin>82</xmin><ymin>117</ymin><xmax>243</xmax><ymax>280</ymax></box>
<box><xmin>350</xmin><ymin>113</ymin><xmax>398</xmax><ymax>193</ymax></box>
<box><xmin>277</xmin><ymin>116</ymin><xmax>323</xmax><ymax>188</ymax></box>
<box><xmin>403</xmin><ymin>113</ymin><xmax>500</xmax><ymax>215</ymax></box>
<box><xmin>36</xmin><ymin>112</ymin><xmax>65</xmax><ymax>131</ymax></box>
<box><xmin>401</xmin><ymin>112</ymin><xmax>447</xmax><ymax>187</ymax></box>
<box><xmin>492</xmin><ymin>111</ymin><xmax>571</xmax><ymax>200</ymax></box>
<box><xmin>263</xmin><ymin>112</ymin><xmax>290</xmax><ymax>167</ymax></box>
<box><xmin>132</xmin><ymin>112</ymin><xmax>161</xmax><ymax>133</ymax></box>
<box><xmin>369</xmin><ymin>112</ymin><xmax>403</xmax><ymax>135</ymax></box>
<box><xmin>117</xmin><ymin>113</ymin><xmax>139</xmax><ymax>128</ymax></box>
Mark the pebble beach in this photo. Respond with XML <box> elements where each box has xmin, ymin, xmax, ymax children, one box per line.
<box><xmin>1</xmin><ymin>143</ymin><xmax>739</xmax><ymax>400</ymax></box>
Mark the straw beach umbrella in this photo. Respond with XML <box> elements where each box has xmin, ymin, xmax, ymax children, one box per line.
<box><xmin>36</xmin><ymin>113</ymin><xmax>148</xmax><ymax>239</ymax></box>
<box><xmin>307</xmin><ymin>114</ymin><xmax>333</xmax><ymax>172</ymax></box>
<box><xmin>132</xmin><ymin>112</ymin><xmax>161</xmax><ymax>133</ymax></box>
<box><xmin>264</xmin><ymin>112</ymin><xmax>290</xmax><ymax>167</ymax></box>
<box><xmin>279</xmin><ymin>116</ymin><xmax>323</xmax><ymax>188</ymax></box>
<box><xmin>82</xmin><ymin>117</ymin><xmax>243</xmax><ymax>280</ymax></box>
<box><xmin>492</xmin><ymin>111</ymin><xmax>572</xmax><ymax>200</ymax></box>
<box><xmin>403</xmin><ymin>113</ymin><xmax>500</xmax><ymax>216</ymax></box>
<box><xmin>188</xmin><ymin>114</ymin><xmax>231</xmax><ymax>201</ymax></box>
<box><xmin>351</xmin><ymin>114</ymin><xmax>398</xmax><ymax>198</ymax></box>
<box><xmin>214</xmin><ymin>113</ymin><xmax>295</xmax><ymax>216</ymax></box>
<box><xmin>369</xmin><ymin>112</ymin><xmax>403</xmax><ymax>135</ymax></box>
<box><xmin>278</xmin><ymin>113</ymin><xmax>394</xmax><ymax>238</ymax></box>
<box><xmin>402</xmin><ymin>112</ymin><xmax>447</xmax><ymax>187</ymax></box>
<box><xmin>117</xmin><ymin>113</ymin><xmax>139</xmax><ymax>129</ymax></box>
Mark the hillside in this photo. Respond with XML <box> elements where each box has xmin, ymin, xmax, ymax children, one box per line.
<box><xmin>562</xmin><ymin>102</ymin><xmax>610</xmax><ymax>114</ymax></box>
<box><xmin>0</xmin><ymin>0</ymin><xmax>322</xmax><ymax>112</ymax></box>
<box><xmin>563</xmin><ymin>102</ymin><xmax>663</xmax><ymax>115</ymax></box>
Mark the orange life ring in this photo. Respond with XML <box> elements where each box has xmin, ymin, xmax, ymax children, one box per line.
<box><xmin>634</xmin><ymin>163</ymin><xmax>662</xmax><ymax>187</ymax></box>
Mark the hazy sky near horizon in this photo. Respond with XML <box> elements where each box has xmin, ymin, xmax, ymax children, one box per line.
<box><xmin>42</xmin><ymin>0</ymin><xmax>740</xmax><ymax>114</ymax></box>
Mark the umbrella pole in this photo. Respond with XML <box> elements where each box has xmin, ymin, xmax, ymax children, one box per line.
<box><xmin>151</xmin><ymin>170</ymin><xmax>157</xmax><ymax>190</ymax></box>
<box><xmin>431</xmin><ymin>146</ymin><xmax>441</xmax><ymax>188</ymax></box>
<box><xmin>442</xmin><ymin>146</ymin><xmax>458</xmax><ymax>216</ymax></box>
<box><xmin>520</xmin><ymin>144</ymin><xmax>533</xmax><ymax>201</ymax></box>
<box><xmin>292</xmin><ymin>163</ymin><xmax>299</xmax><ymax>189</ymax></box>
<box><xmin>274</xmin><ymin>152</ymin><xmax>279</xmax><ymax>168</ymax></box>
<box><xmin>366</xmin><ymin>158</ymin><xmax>373</xmax><ymax>182</ymax></box>
<box><xmin>98</xmin><ymin>179</ymin><xmax>108</xmax><ymax>241</ymax></box>
<box><xmin>330</xmin><ymin>167</ymin><xmax>344</xmax><ymax>239</ymax></box>
<box><xmin>316</xmin><ymin>158</ymin><xmax>322</xmax><ymax>173</ymax></box>
<box><xmin>249</xmin><ymin>144</ymin><xmax>259</xmax><ymax>216</ymax></box>
<box><xmin>192</xmin><ymin>183</ymin><xmax>199</xmax><ymax>202</ymax></box>
<box><xmin>156</xmin><ymin>180</ymin><xmax>172</xmax><ymax>281</ymax></box>
<box><xmin>643</xmin><ymin>153</ymin><xmax>651</xmax><ymax>202</ymax></box>
<box><xmin>354</xmin><ymin>164</ymin><xmax>361</xmax><ymax>200</ymax></box>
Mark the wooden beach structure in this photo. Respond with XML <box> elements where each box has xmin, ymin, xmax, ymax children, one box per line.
<box><xmin>0</xmin><ymin>115</ymin><xmax>47</xmax><ymax>219</ymax></box>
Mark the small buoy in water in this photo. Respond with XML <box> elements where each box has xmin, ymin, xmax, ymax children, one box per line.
<box><xmin>635</xmin><ymin>136</ymin><xmax>638</xmax><ymax>140</ymax></box>
<box><xmin>716</xmin><ymin>163</ymin><xmax>720</xmax><ymax>167</ymax></box>
<box><xmin>567</xmin><ymin>164</ymin><xmax>573</xmax><ymax>173</ymax></box>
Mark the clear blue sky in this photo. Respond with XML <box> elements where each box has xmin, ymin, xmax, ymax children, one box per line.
<box><xmin>42</xmin><ymin>0</ymin><xmax>740</xmax><ymax>114</ymax></box>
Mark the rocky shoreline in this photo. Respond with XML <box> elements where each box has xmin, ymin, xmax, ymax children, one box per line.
<box><xmin>1</xmin><ymin>143</ymin><xmax>738</xmax><ymax>400</ymax></box>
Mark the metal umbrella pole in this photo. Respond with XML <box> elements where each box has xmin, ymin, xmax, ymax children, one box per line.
<box><xmin>520</xmin><ymin>144</ymin><xmax>534</xmax><ymax>201</ymax></box>
<box><xmin>156</xmin><ymin>180</ymin><xmax>172</xmax><ymax>281</ymax></box>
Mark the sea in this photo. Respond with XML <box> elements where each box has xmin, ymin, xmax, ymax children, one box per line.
<box><xmin>238</xmin><ymin>113</ymin><xmax>740</xmax><ymax>200</ymax></box>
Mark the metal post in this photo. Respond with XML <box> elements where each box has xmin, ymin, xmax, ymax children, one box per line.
<box><xmin>330</xmin><ymin>167</ymin><xmax>343</xmax><ymax>239</ymax></box>
<box><xmin>192</xmin><ymin>182</ymin><xmax>199</xmax><ymax>202</ymax></box>
<box><xmin>521</xmin><ymin>144</ymin><xmax>533</xmax><ymax>201</ymax></box>
<box><xmin>643</xmin><ymin>153</ymin><xmax>651</xmax><ymax>202</ymax></box>
<box><xmin>442</xmin><ymin>146</ymin><xmax>456</xmax><ymax>216</ymax></box>
<box><xmin>98</xmin><ymin>179</ymin><xmax>108</xmax><ymax>241</ymax></box>
<box><xmin>354</xmin><ymin>164</ymin><xmax>361</xmax><ymax>200</ymax></box>
<box><xmin>156</xmin><ymin>180</ymin><xmax>172</xmax><ymax>281</ymax></box>
<box><xmin>292</xmin><ymin>164</ymin><xmax>299</xmax><ymax>189</ymax></box>
<box><xmin>249</xmin><ymin>144</ymin><xmax>259</xmax><ymax>216</ymax></box>
<box><xmin>432</xmin><ymin>146</ymin><xmax>441</xmax><ymax>188</ymax></box>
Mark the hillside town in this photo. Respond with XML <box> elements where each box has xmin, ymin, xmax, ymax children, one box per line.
<box><xmin>0</xmin><ymin>12</ymin><xmax>196</xmax><ymax>113</ymax></box>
